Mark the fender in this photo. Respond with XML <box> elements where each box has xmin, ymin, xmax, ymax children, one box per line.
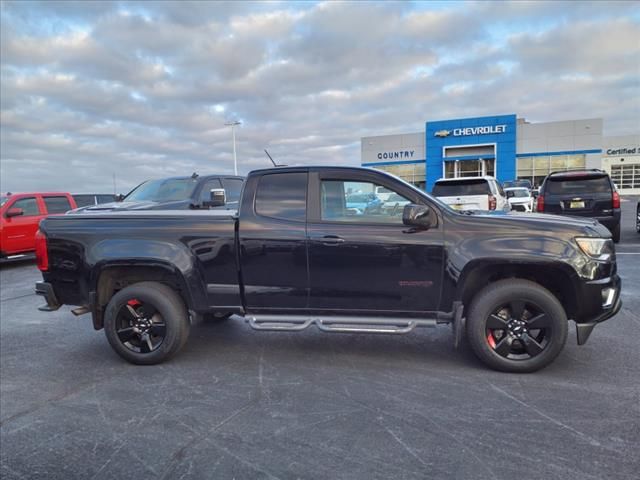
<box><xmin>88</xmin><ymin>239</ymin><xmax>208</xmax><ymax>313</ymax></box>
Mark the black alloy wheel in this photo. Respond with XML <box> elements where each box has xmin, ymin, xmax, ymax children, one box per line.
<box><xmin>485</xmin><ymin>300</ymin><xmax>550</xmax><ymax>360</ymax></box>
<box><xmin>104</xmin><ymin>282</ymin><xmax>190</xmax><ymax>365</ymax></box>
<box><xmin>115</xmin><ymin>299</ymin><xmax>166</xmax><ymax>354</ymax></box>
<box><xmin>466</xmin><ymin>279</ymin><xmax>568</xmax><ymax>373</ymax></box>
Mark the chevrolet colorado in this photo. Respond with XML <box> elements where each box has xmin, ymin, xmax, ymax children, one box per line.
<box><xmin>35</xmin><ymin>167</ymin><xmax>621</xmax><ymax>372</ymax></box>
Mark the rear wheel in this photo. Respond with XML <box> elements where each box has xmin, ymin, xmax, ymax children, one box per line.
<box><xmin>104</xmin><ymin>282</ymin><xmax>190</xmax><ymax>365</ymax></box>
<box><xmin>466</xmin><ymin>279</ymin><xmax>568</xmax><ymax>373</ymax></box>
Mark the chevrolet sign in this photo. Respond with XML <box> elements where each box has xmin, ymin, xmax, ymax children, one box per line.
<box><xmin>453</xmin><ymin>125</ymin><xmax>507</xmax><ymax>136</ymax></box>
<box><xmin>434</xmin><ymin>130</ymin><xmax>451</xmax><ymax>137</ymax></box>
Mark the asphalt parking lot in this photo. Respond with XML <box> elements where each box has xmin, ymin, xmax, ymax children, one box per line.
<box><xmin>1</xmin><ymin>199</ymin><xmax>639</xmax><ymax>480</ymax></box>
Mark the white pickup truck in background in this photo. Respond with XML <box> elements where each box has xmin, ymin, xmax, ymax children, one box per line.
<box><xmin>432</xmin><ymin>176</ymin><xmax>510</xmax><ymax>211</ymax></box>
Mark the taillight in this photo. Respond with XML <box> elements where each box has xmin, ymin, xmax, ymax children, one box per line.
<box><xmin>612</xmin><ymin>190</ymin><xmax>620</xmax><ymax>209</ymax></box>
<box><xmin>488</xmin><ymin>194</ymin><xmax>497</xmax><ymax>210</ymax></box>
<box><xmin>536</xmin><ymin>195</ymin><xmax>545</xmax><ymax>212</ymax></box>
<box><xmin>35</xmin><ymin>229</ymin><xmax>49</xmax><ymax>271</ymax></box>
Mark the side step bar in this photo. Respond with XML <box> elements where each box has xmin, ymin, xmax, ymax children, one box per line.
<box><xmin>247</xmin><ymin>314</ymin><xmax>437</xmax><ymax>334</ymax></box>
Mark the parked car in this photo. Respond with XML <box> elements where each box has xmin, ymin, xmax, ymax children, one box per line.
<box><xmin>1</xmin><ymin>192</ymin><xmax>76</xmax><ymax>259</ymax></box>
<box><xmin>380</xmin><ymin>192</ymin><xmax>411</xmax><ymax>214</ymax></box>
<box><xmin>432</xmin><ymin>176</ymin><xmax>509</xmax><ymax>211</ymax></box>
<box><xmin>504</xmin><ymin>187</ymin><xmax>534</xmax><ymax>212</ymax></box>
<box><xmin>35</xmin><ymin>166</ymin><xmax>621</xmax><ymax>373</ymax></box>
<box><xmin>636</xmin><ymin>200</ymin><xmax>639</xmax><ymax>233</ymax></box>
<box><xmin>537</xmin><ymin>169</ymin><xmax>621</xmax><ymax>242</ymax></box>
<box><xmin>71</xmin><ymin>174</ymin><xmax>244</xmax><ymax>213</ymax></box>
<box><xmin>345</xmin><ymin>192</ymin><xmax>382</xmax><ymax>214</ymax></box>
<box><xmin>72</xmin><ymin>194</ymin><xmax>118</xmax><ymax>208</ymax></box>
<box><xmin>503</xmin><ymin>179</ymin><xmax>533</xmax><ymax>190</ymax></box>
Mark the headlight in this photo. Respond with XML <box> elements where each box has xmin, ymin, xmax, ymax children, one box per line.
<box><xmin>575</xmin><ymin>237</ymin><xmax>614</xmax><ymax>261</ymax></box>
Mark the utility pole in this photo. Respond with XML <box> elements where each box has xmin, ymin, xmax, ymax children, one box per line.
<box><xmin>224</xmin><ymin>121</ymin><xmax>241</xmax><ymax>175</ymax></box>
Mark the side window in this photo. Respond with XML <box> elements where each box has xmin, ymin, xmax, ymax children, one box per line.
<box><xmin>255</xmin><ymin>173</ymin><xmax>307</xmax><ymax>222</ymax></box>
<box><xmin>96</xmin><ymin>195</ymin><xmax>116</xmax><ymax>204</ymax></box>
<box><xmin>320</xmin><ymin>180</ymin><xmax>411</xmax><ymax>224</ymax></box>
<box><xmin>199</xmin><ymin>179</ymin><xmax>223</xmax><ymax>203</ymax></box>
<box><xmin>43</xmin><ymin>196</ymin><xmax>72</xmax><ymax>214</ymax></box>
<box><xmin>10</xmin><ymin>197</ymin><xmax>40</xmax><ymax>216</ymax></box>
<box><xmin>223</xmin><ymin>179</ymin><xmax>244</xmax><ymax>202</ymax></box>
<box><xmin>72</xmin><ymin>195</ymin><xmax>96</xmax><ymax>208</ymax></box>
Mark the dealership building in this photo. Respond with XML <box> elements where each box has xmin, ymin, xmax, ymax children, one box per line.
<box><xmin>361</xmin><ymin>114</ymin><xmax>640</xmax><ymax>195</ymax></box>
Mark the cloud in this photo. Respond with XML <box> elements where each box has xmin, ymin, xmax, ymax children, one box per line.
<box><xmin>1</xmin><ymin>0</ymin><xmax>639</xmax><ymax>193</ymax></box>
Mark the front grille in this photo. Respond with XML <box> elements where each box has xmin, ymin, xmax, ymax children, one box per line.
<box><xmin>512</xmin><ymin>205</ymin><xmax>526</xmax><ymax>212</ymax></box>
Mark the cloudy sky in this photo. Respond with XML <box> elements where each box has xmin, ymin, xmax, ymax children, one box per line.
<box><xmin>1</xmin><ymin>0</ymin><xmax>639</xmax><ymax>194</ymax></box>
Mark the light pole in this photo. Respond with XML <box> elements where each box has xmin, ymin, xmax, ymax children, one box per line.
<box><xmin>224</xmin><ymin>120</ymin><xmax>241</xmax><ymax>175</ymax></box>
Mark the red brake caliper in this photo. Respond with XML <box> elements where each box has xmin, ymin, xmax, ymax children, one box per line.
<box><xmin>487</xmin><ymin>332</ymin><xmax>496</xmax><ymax>349</ymax></box>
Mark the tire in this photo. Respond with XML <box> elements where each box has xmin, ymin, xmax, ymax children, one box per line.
<box><xmin>104</xmin><ymin>282</ymin><xmax>190</xmax><ymax>365</ymax></box>
<box><xmin>466</xmin><ymin>279</ymin><xmax>568</xmax><ymax>373</ymax></box>
<box><xmin>203</xmin><ymin>312</ymin><xmax>233</xmax><ymax>323</ymax></box>
<box><xmin>611</xmin><ymin>223</ymin><xmax>620</xmax><ymax>243</ymax></box>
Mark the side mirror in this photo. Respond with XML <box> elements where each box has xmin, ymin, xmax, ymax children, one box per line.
<box><xmin>402</xmin><ymin>204</ymin><xmax>437</xmax><ymax>230</ymax></box>
<box><xmin>115</xmin><ymin>194</ymin><xmax>125</xmax><ymax>202</ymax></box>
<box><xmin>5</xmin><ymin>207</ymin><xmax>24</xmax><ymax>218</ymax></box>
<box><xmin>203</xmin><ymin>188</ymin><xmax>226</xmax><ymax>208</ymax></box>
<box><xmin>506</xmin><ymin>191</ymin><xmax>514</xmax><ymax>198</ymax></box>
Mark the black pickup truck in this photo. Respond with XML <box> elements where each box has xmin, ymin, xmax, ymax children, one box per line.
<box><xmin>35</xmin><ymin>167</ymin><xmax>621</xmax><ymax>372</ymax></box>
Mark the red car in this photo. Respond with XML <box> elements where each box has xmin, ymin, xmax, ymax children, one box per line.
<box><xmin>1</xmin><ymin>192</ymin><xmax>77</xmax><ymax>258</ymax></box>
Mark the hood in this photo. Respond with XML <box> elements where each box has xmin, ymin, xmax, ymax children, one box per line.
<box><xmin>69</xmin><ymin>200</ymin><xmax>192</xmax><ymax>213</ymax></box>
<box><xmin>467</xmin><ymin>210</ymin><xmax>610</xmax><ymax>237</ymax></box>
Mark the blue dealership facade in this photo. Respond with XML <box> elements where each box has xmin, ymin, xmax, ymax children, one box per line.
<box><xmin>361</xmin><ymin>114</ymin><xmax>610</xmax><ymax>192</ymax></box>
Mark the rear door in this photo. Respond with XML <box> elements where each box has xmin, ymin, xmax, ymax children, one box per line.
<box><xmin>239</xmin><ymin>171</ymin><xmax>309</xmax><ymax>312</ymax></box>
<box><xmin>306</xmin><ymin>169</ymin><xmax>444</xmax><ymax>314</ymax></box>
<box><xmin>42</xmin><ymin>195</ymin><xmax>74</xmax><ymax>215</ymax></box>
<box><xmin>542</xmin><ymin>174</ymin><xmax>613</xmax><ymax>217</ymax></box>
<box><xmin>2</xmin><ymin>196</ymin><xmax>45</xmax><ymax>254</ymax></box>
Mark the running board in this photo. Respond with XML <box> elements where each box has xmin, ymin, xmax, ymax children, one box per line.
<box><xmin>247</xmin><ymin>315</ymin><xmax>437</xmax><ymax>334</ymax></box>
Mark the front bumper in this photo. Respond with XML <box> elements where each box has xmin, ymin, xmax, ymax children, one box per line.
<box><xmin>35</xmin><ymin>281</ymin><xmax>61</xmax><ymax>312</ymax></box>
<box><xmin>574</xmin><ymin>273</ymin><xmax>621</xmax><ymax>345</ymax></box>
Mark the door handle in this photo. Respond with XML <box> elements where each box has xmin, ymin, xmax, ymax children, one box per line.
<box><xmin>312</xmin><ymin>234</ymin><xmax>344</xmax><ymax>245</ymax></box>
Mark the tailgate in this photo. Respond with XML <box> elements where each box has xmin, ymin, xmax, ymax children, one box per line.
<box><xmin>545</xmin><ymin>193</ymin><xmax>613</xmax><ymax>217</ymax></box>
<box><xmin>437</xmin><ymin>195</ymin><xmax>488</xmax><ymax>211</ymax></box>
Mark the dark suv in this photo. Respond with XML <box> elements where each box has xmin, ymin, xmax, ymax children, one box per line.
<box><xmin>537</xmin><ymin>169</ymin><xmax>621</xmax><ymax>242</ymax></box>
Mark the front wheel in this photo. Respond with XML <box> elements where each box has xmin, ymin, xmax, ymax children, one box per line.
<box><xmin>466</xmin><ymin>279</ymin><xmax>568</xmax><ymax>373</ymax></box>
<box><xmin>104</xmin><ymin>282</ymin><xmax>190</xmax><ymax>365</ymax></box>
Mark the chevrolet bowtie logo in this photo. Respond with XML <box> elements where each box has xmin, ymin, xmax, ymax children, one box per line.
<box><xmin>434</xmin><ymin>130</ymin><xmax>451</xmax><ymax>137</ymax></box>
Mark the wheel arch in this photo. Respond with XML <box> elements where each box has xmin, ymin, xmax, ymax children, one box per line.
<box><xmin>90</xmin><ymin>261</ymin><xmax>199</xmax><ymax>330</ymax></box>
<box><xmin>456</xmin><ymin>260</ymin><xmax>579</xmax><ymax>320</ymax></box>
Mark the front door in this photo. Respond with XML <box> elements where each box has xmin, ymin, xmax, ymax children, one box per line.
<box><xmin>306</xmin><ymin>170</ymin><xmax>444</xmax><ymax>314</ymax></box>
<box><xmin>2</xmin><ymin>196</ymin><xmax>45</xmax><ymax>255</ymax></box>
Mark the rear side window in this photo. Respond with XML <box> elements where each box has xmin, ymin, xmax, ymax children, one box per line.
<box><xmin>10</xmin><ymin>197</ymin><xmax>40</xmax><ymax>216</ymax></box>
<box><xmin>432</xmin><ymin>179</ymin><xmax>490</xmax><ymax>196</ymax></box>
<box><xmin>43</xmin><ymin>196</ymin><xmax>72</xmax><ymax>214</ymax></box>
<box><xmin>546</xmin><ymin>176</ymin><xmax>611</xmax><ymax>195</ymax></box>
<box><xmin>72</xmin><ymin>194</ymin><xmax>96</xmax><ymax>207</ymax></box>
<box><xmin>96</xmin><ymin>195</ymin><xmax>116</xmax><ymax>204</ymax></box>
<box><xmin>223</xmin><ymin>179</ymin><xmax>244</xmax><ymax>202</ymax></box>
<box><xmin>255</xmin><ymin>173</ymin><xmax>307</xmax><ymax>221</ymax></box>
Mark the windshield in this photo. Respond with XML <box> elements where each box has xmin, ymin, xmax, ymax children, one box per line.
<box><xmin>124</xmin><ymin>178</ymin><xmax>198</xmax><ymax>202</ymax></box>
<box><xmin>506</xmin><ymin>188</ymin><xmax>529</xmax><ymax>198</ymax></box>
<box><xmin>546</xmin><ymin>176</ymin><xmax>611</xmax><ymax>195</ymax></box>
<box><xmin>0</xmin><ymin>196</ymin><xmax>8</xmax><ymax>207</ymax></box>
<box><xmin>432</xmin><ymin>179</ymin><xmax>491</xmax><ymax>196</ymax></box>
